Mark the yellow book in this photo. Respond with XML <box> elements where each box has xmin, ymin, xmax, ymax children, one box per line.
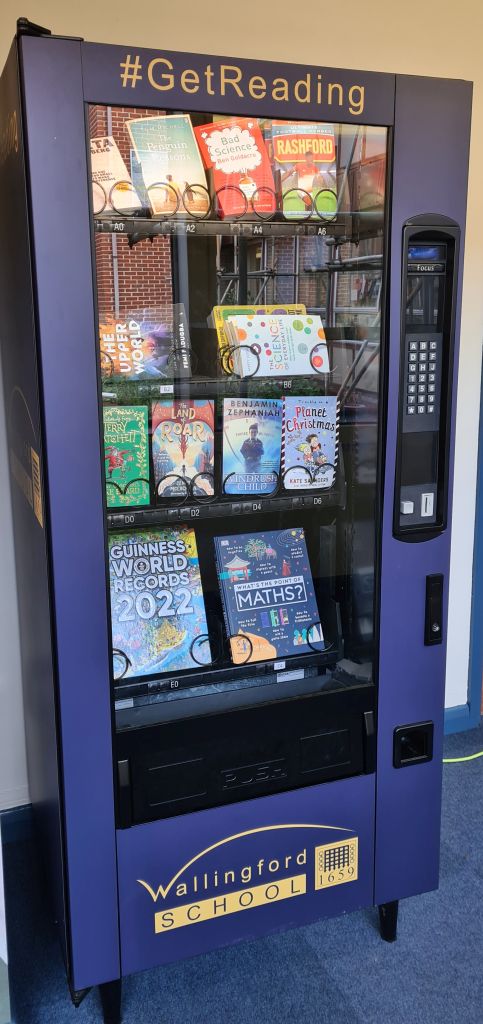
<box><xmin>209</xmin><ymin>304</ymin><xmax>306</xmax><ymax>354</ymax></box>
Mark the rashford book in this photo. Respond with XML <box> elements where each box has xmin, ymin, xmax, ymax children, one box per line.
<box><xmin>208</xmin><ymin>303</ymin><xmax>306</xmax><ymax>359</ymax></box>
<box><xmin>195</xmin><ymin>118</ymin><xmax>275</xmax><ymax>218</ymax></box>
<box><xmin>126</xmin><ymin>114</ymin><xmax>209</xmax><ymax>217</ymax></box>
<box><xmin>90</xmin><ymin>135</ymin><xmax>142</xmax><ymax>215</ymax></box>
<box><xmin>271</xmin><ymin>121</ymin><xmax>337</xmax><ymax>220</ymax></box>
<box><xmin>152</xmin><ymin>399</ymin><xmax>215</xmax><ymax>499</ymax></box>
<box><xmin>99</xmin><ymin>304</ymin><xmax>191</xmax><ymax>380</ymax></box>
<box><xmin>103</xmin><ymin>405</ymin><xmax>150</xmax><ymax>508</ymax></box>
<box><xmin>214</xmin><ymin>527</ymin><xmax>324</xmax><ymax>665</ymax></box>
<box><xmin>222</xmin><ymin>398</ymin><xmax>282</xmax><ymax>495</ymax></box>
<box><xmin>282</xmin><ymin>396</ymin><xmax>339</xmax><ymax>489</ymax></box>
<box><xmin>109</xmin><ymin>526</ymin><xmax>211</xmax><ymax>679</ymax></box>
<box><xmin>225</xmin><ymin>313</ymin><xmax>329</xmax><ymax>378</ymax></box>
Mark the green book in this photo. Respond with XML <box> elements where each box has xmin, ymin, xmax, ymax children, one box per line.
<box><xmin>103</xmin><ymin>406</ymin><xmax>150</xmax><ymax>508</ymax></box>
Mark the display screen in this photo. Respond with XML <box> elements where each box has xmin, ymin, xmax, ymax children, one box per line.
<box><xmin>408</xmin><ymin>244</ymin><xmax>446</xmax><ymax>262</ymax></box>
<box><xmin>89</xmin><ymin>106</ymin><xmax>388</xmax><ymax>724</ymax></box>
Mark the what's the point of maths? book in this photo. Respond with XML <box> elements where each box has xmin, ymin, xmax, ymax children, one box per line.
<box><xmin>214</xmin><ymin>527</ymin><xmax>324</xmax><ymax>664</ymax></box>
<box><xmin>109</xmin><ymin>527</ymin><xmax>211</xmax><ymax>679</ymax></box>
<box><xmin>103</xmin><ymin>405</ymin><xmax>150</xmax><ymax>508</ymax></box>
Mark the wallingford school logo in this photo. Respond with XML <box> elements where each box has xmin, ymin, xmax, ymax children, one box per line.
<box><xmin>138</xmin><ymin>823</ymin><xmax>359</xmax><ymax>933</ymax></box>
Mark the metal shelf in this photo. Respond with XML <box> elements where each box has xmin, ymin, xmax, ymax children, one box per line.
<box><xmin>94</xmin><ymin>212</ymin><xmax>383</xmax><ymax>243</ymax></box>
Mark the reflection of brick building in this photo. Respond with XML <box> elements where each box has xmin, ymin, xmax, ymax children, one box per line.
<box><xmin>89</xmin><ymin>105</ymin><xmax>173</xmax><ymax>318</ymax></box>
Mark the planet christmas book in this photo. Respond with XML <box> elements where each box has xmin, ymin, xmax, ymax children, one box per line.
<box><xmin>214</xmin><ymin>527</ymin><xmax>324</xmax><ymax>664</ymax></box>
<box><xmin>224</xmin><ymin>313</ymin><xmax>329</xmax><ymax>378</ymax></box>
<box><xmin>282</xmin><ymin>396</ymin><xmax>339</xmax><ymax>489</ymax></box>
<box><xmin>109</xmin><ymin>526</ymin><xmax>211</xmax><ymax>679</ymax></box>
<box><xmin>103</xmin><ymin>405</ymin><xmax>150</xmax><ymax>508</ymax></box>
<box><xmin>222</xmin><ymin>398</ymin><xmax>282</xmax><ymax>495</ymax></box>
<box><xmin>99</xmin><ymin>304</ymin><xmax>191</xmax><ymax>380</ymax></box>
<box><xmin>152</xmin><ymin>399</ymin><xmax>215</xmax><ymax>499</ymax></box>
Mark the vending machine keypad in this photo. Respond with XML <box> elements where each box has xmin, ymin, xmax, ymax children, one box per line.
<box><xmin>404</xmin><ymin>333</ymin><xmax>441</xmax><ymax>426</ymax></box>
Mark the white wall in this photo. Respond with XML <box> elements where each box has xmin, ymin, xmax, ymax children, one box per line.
<box><xmin>0</xmin><ymin>0</ymin><xmax>481</xmax><ymax>808</ymax></box>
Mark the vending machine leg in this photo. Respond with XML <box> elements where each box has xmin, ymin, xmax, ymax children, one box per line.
<box><xmin>378</xmin><ymin>900</ymin><xmax>399</xmax><ymax>942</ymax></box>
<box><xmin>99</xmin><ymin>979</ymin><xmax>122</xmax><ymax>1024</ymax></box>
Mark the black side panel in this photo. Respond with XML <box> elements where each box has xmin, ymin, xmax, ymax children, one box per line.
<box><xmin>0</xmin><ymin>40</ymin><xmax>68</xmax><ymax>972</ymax></box>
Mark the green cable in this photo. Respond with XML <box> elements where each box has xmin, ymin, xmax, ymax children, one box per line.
<box><xmin>443</xmin><ymin>750</ymin><xmax>483</xmax><ymax>763</ymax></box>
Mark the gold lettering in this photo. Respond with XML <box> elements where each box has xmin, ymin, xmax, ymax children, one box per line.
<box><xmin>220</xmin><ymin>64</ymin><xmax>243</xmax><ymax>97</ymax></box>
<box><xmin>294</xmin><ymin>75</ymin><xmax>311</xmax><ymax>103</ymax></box>
<box><xmin>181</xmin><ymin>68</ymin><xmax>200</xmax><ymax>93</ymax></box>
<box><xmin>187</xmin><ymin>904</ymin><xmax>201</xmax><ymax>920</ymax></box>
<box><xmin>147</xmin><ymin>57</ymin><xmax>175</xmax><ymax>91</ymax></box>
<box><xmin>272</xmin><ymin>77</ymin><xmax>289</xmax><ymax>101</ymax></box>
<box><xmin>328</xmin><ymin>82</ymin><xmax>343</xmax><ymax>107</ymax></box>
<box><xmin>205</xmin><ymin>64</ymin><xmax>215</xmax><ymax>95</ymax></box>
<box><xmin>248</xmin><ymin>75</ymin><xmax>267</xmax><ymax>99</ymax></box>
<box><xmin>154</xmin><ymin>874</ymin><xmax>307</xmax><ymax>932</ymax></box>
<box><xmin>349</xmin><ymin>84</ymin><xmax>365</xmax><ymax>115</ymax></box>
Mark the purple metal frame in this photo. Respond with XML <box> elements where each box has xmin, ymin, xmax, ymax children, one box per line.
<box><xmin>13</xmin><ymin>33</ymin><xmax>471</xmax><ymax>989</ymax></box>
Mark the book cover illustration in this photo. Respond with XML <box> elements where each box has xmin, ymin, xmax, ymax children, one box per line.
<box><xmin>195</xmin><ymin>118</ymin><xmax>275</xmax><ymax>218</ymax></box>
<box><xmin>152</xmin><ymin>399</ymin><xmax>215</xmax><ymax>498</ymax></box>
<box><xmin>215</xmin><ymin>527</ymin><xmax>324</xmax><ymax>664</ymax></box>
<box><xmin>109</xmin><ymin>526</ymin><xmax>211</xmax><ymax>679</ymax></box>
<box><xmin>99</xmin><ymin>304</ymin><xmax>191</xmax><ymax>380</ymax></box>
<box><xmin>271</xmin><ymin>121</ymin><xmax>337</xmax><ymax>220</ymax></box>
<box><xmin>126</xmin><ymin>115</ymin><xmax>209</xmax><ymax>217</ymax></box>
<box><xmin>282</xmin><ymin>397</ymin><xmax>339</xmax><ymax>490</ymax></box>
<box><xmin>103</xmin><ymin>406</ymin><xmax>150</xmax><ymax>508</ymax></box>
<box><xmin>225</xmin><ymin>314</ymin><xmax>329</xmax><ymax>378</ymax></box>
<box><xmin>222</xmin><ymin>398</ymin><xmax>282</xmax><ymax>495</ymax></box>
<box><xmin>209</xmin><ymin>303</ymin><xmax>306</xmax><ymax>358</ymax></box>
<box><xmin>90</xmin><ymin>135</ymin><xmax>142</xmax><ymax>215</ymax></box>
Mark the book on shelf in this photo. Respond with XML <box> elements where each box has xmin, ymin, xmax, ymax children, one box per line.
<box><xmin>103</xmin><ymin>405</ymin><xmax>150</xmax><ymax>508</ymax></box>
<box><xmin>222</xmin><ymin>398</ymin><xmax>282</xmax><ymax>495</ymax></box>
<box><xmin>224</xmin><ymin>313</ymin><xmax>329</xmax><ymax>378</ymax></box>
<box><xmin>90</xmin><ymin>135</ymin><xmax>142</xmax><ymax>214</ymax></box>
<box><xmin>194</xmin><ymin>118</ymin><xmax>275</xmax><ymax>218</ymax></box>
<box><xmin>282</xmin><ymin>396</ymin><xmax>339</xmax><ymax>490</ymax></box>
<box><xmin>214</xmin><ymin>527</ymin><xmax>324</xmax><ymax>665</ymax></box>
<box><xmin>152</xmin><ymin>399</ymin><xmax>215</xmax><ymax>499</ymax></box>
<box><xmin>99</xmin><ymin>304</ymin><xmax>191</xmax><ymax>381</ymax></box>
<box><xmin>208</xmin><ymin>303</ymin><xmax>306</xmax><ymax>358</ymax></box>
<box><xmin>270</xmin><ymin>121</ymin><xmax>337</xmax><ymax>220</ymax></box>
<box><xmin>109</xmin><ymin>526</ymin><xmax>211</xmax><ymax>679</ymax></box>
<box><xmin>126</xmin><ymin>114</ymin><xmax>210</xmax><ymax>217</ymax></box>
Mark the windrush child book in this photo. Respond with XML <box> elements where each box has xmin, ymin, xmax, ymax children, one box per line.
<box><xmin>103</xmin><ymin>406</ymin><xmax>150</xmax><ymax>508</ymax></box>
<box><xmin>282</xmin><ymin>396</ymin><xmax>339</xmax><ymax>489</ymax></box>
<box><xmin>152</xmin><ymin>399</ymin><xmax>215</xmax><ymax>498</ymax></box>
<box><xmin>222</xmin><ymin>398</ymin><xmax>282</xmax><ymax>495</ymax></box>
<box><xmin>109</xmin><ymin>527</ymin><xmax>211</xmax><ymax>678</ymax></box>
<box><xmin>215</xmin><ymin>527</ymin><xmax>324</xmax><ymax>664</ymax></box>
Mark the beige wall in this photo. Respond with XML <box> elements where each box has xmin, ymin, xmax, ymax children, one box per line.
<box><xmin>0</xmin><ymin>1</ymin><xmax>482</xmax><ymax>806</ymax></box>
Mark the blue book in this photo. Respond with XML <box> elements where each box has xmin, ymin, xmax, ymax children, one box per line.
<box><xmin>214</xmin><ymin>528</ymin><xmax>324</xmax><ymax>664</ymax></box>
<box><xmin>109</xmin><ymin>527</ymin><xmax>211</xmax><ymax>679</ymax></box>
<box><xmin>222</xmin><ymin>398</ymin><xmax>282</xmax><ymax>495</ymax></box>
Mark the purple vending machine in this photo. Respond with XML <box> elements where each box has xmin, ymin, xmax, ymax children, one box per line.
<box><xmin>0</xmin><ymin>18</ymin><xmax>472</xmax><ymax>1023</ymax></box>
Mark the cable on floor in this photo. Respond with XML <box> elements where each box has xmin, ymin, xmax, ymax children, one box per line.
<box><xmin>443</xmin><ymin>751</ymin><xmax>483</xmax><ymax>763</ymax></box>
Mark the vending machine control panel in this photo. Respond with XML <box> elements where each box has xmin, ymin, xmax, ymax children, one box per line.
<box><xmin>394</xmin><ymin>215</ymin><xmax>460</xmax><ymax>540</ymax></box>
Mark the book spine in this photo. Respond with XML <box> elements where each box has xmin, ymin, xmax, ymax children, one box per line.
<box><xmin>281</xmin><ymin>396</ymin><xmax>287</xmax><ymax>479</ymax></box>
<box><xmin>334</xmin><ymin>397</ymin><xmax>340</xmax><ymax>468</ymax></box>
<box><xmin>213</xmin><ymin>539</ymin><xmax>234</xmax><ymax>643</ymax></box>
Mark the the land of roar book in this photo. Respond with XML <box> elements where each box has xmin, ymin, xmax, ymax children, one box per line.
<box><xmin>126</xmin><ymin>114</ymin><xmax>210</xmax><ymax>217</ymax></box>
<box><xmin>282</xmin><ymin>396</ymin><xmax>339</xmax><ymax>490</ymax></box>
<box><xmin>214</xmin><ymin>527</ymin><xmax>324</xmax><ymax>665</ymax></box>
<box><xmin>152</xmin><ymin>399</ymin><xmax>215</xmax><ymax>499</ymax></box>
<box><xmin>222</xmin><ymin>398</ymin><xmax>282</xmax><ymax>495</ymax></box>
<box><xmin>109</xmin><ymin>526</ymin><xmax>211</xmax><ymax>679</ymax></box>
<box><xmin>103</xmin><ymin>405</ymin><xmax>150</xmax><ymax>508</ymax></box>
<box><xmin>99</xmin><ymin>304</ymin><xmax>191</xmax><ymax>381</ymax></box>
<box><xmin>224</xmin><ymin>313</ymin><xmax>329</xmax><ymax>378</ymax></box>
<box><xmin>208</xmin><ymin>303</ymin><xmax>306</xmax><ymax>358</ymax></box>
